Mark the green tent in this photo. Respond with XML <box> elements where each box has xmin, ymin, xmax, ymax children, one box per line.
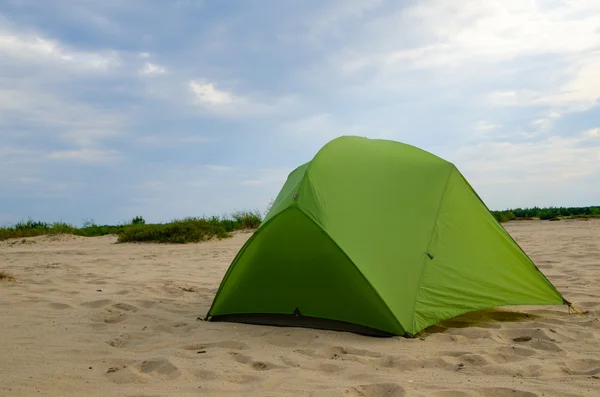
<box><xmin>206</xmin><ymin>136</ymin><xmax>567</xmax><ymax>337</ymax></box>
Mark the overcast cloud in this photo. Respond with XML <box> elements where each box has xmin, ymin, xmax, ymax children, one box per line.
<box><xmin>1</xmin><ymin>0</ymin><xmax>599</xmax><ymax>225</ymax></box>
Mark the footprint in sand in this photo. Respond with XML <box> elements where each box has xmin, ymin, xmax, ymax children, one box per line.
<box><xmin>106</xmin><ymin>333</ymin><xmax>132</xmax><ymax>348</ymax></box>
<box><xmin>132</xmin><ymin>357</ymin><xmax>182</xmax><ymax>380</ymax></box>
<box><xmin>104</xmin><ymin>303</ymin><xmax>139</xmax><ymax>323</ymax></box>
<box><xmin>228</xmin><ymin>352</ymin><xmax>277</xmax><ymax>371</ymax></box>
<box><xmin>457</xmin><ymin>353</ymin><xmax>490</xmax><ymax>366</ymax></box>
<box><xmin>103</xmin><ymin>311</ymin><xmax>127</xmax><ymax>324</ymax></box>
<box><xmin>319</xmin><ymin>362</ymin><xmax>344</xmax><ymax>373</ymax></box>
<box><xmin>530</xmin><ymin>339</ymin><xmax>563</xmax><ymax>352</ymax></box>
<box><xmin>562</xmin><ymin>358</ymin><xmax>600</xmax><ymax>375</ymax></box>
<box><xmin>81</xmin><ymin>299</ymin><xmax>113</xmax><ymax>308</ymax></box>
<box><xmin>193</xmin><ymin>369</ymin><xmax>218</xmax><ymax>381</ymax></box>
<box><xmin>480</xmin><ymin>362</ymin><xmax>547</xmax><ymax>378</ymax></box>
<box><xmin>221</xmin><ymin>372</ymin><xmax>263</xmax><ymax>385</ymax></box>
<box><xmin>228</xmin><ymin>352</ymin><xmax>252</xmax><ymax>364</ymax></box>
<box><xmin>489</xmin><ymin>345</ymin><xmax>537</xmax><ymax>364</ymax></box>
<box><xmin>88</xmin><ymin>302</ymin><xmax>139</xmax><ymax>324</ymax></box>
<box><xmin>135</xmin><ymin>300</ymin><xmax>156</xmax><ymax>309</ymax></box>
<box><xmin>251</xmin><ymin>361</ymin><xmax>275</xmax><ymax>371</ymax></box>
<box><xmin>112</xmin><ymin>302</ymin><xmax>139</xmax><ymax>312</ymax></box>
<box><xmin>502</xmin><ymin>329</ymin><xmax>564</xmax><ymax>352</ymax></box>
<box><xmin>48</xmin><ymin>302</ymin><xmax>72</xmax><ymax>310</ymax></box>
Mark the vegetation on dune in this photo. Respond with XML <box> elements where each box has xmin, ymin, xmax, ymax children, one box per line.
<box><xmin>491</xmin><ymin>206</ymin><xmax>600</xmax><ymax>223</ymax></box>
<box><xmin>0</xmin><ymin>219</ymin><xmax>76</xmax><ymax>241</ymax></box>
<box><xmin>117</xmin><ymin>211</ymin><xmax>261</xmax><ymax>244</ymax></box>
<box><xmin>0</xmin><ymin>210</ymin><xmax>263</xmax><ymax>244</ymax></box>
<box><xmin>1</xmin><ymin>205</ymin><xmax>598</xmax><ymax>243</ymax></box>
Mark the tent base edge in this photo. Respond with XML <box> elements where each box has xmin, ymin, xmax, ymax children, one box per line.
<box><xmin>207</xmin><ymin>313</ymin><xmax>408</xmax><ymax>338</ymax></box>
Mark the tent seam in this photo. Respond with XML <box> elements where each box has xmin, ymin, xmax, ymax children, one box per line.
<box><xmin>409</xmin><ymin>164</ymin><xmax>455</xmax><ymax>334</ymax></box>
<box><xmin>295</xmin><ymin>205</ymin><xmax>405</xmax><ymax>335</ymax></box>
<box><xmin>297</xmin><ymin>171</ymin><xmax>405</xmax><ymax>334</ymax></box>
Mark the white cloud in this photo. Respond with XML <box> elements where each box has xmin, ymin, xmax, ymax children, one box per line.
<box><xmin>530</xmin><ymin>118</ymin><xmax>553</xmax><ymax>131</ymax></box>
<box><xmin>0</xmin><ymin>27</ymin><xmax>119</xmax><ymax>70</ymax></box>
<box><xmin>187</xmin><ymin>79</ymin><xmax>295</xmax><ymax>117</ymax></box>
<box><xmin>486</xmin><ymin>53</ymin><xmax>600</xmax><ymax>111</ymax></box>
<box><xmin>534</xmin><ymin>56</ymin><xmax>600</xmax><ymax>111</ymax></box>
<box><xmin>139</xmin><ymin>62</ymin><xmax>167</xmax><ymax>75</ymax></box>
<box><xmin>531</xmin><ymin>112</ymin><xmax>563</xmax><ymax>131</ymax></box>
<box><xmin>189</xmin><ymin>81</ymin><xmax>236</xmax><ymax>105</ymax></box>
<box><xmin>329</xmin><ymin>0</ymin><xmax>600</xmax><ymax>115</ymax></box>
<box><xmin>583</xmin><ymin>128</ymin><xmax>600</xmax><ymax>139</ymax></box>
<box><xmin>341</xmin><ymin>0</ymin><xmax>600</xmax><ymax>71</ymax></box>
<box><xmin>0</xmin><ymin>87</ymin><xmax>124</xmax><ymax>151</ymax></box>
<box><xmin>486</xmin><ymin>90</ymin><xmax>528</xmax><ymax>106</ymax></box>
<box><xmin>0</xmin><ymin>24</ymin><xmax>126</xmax><ymax>166</ymax></box>
<box><xmin>455</xmin><ymin>129</ymin><xmax>600</xmax><ymax>186</ymax></box>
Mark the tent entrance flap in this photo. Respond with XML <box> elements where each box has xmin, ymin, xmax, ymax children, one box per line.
<box><xmin>206</xmin><ymin>205</ymin><xmax>405</xmax><ymax>336</ymax></box>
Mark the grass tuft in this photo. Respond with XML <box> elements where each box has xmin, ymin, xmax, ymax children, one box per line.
<box><xmin>0</xmin><ymin>270</ymin><xmax>15</xmax><ymax>281</ymax></box>
<box><xmin>117</xmin><ymin>217</ymin><xmax>231</xmax><ymax>244</ymax></box>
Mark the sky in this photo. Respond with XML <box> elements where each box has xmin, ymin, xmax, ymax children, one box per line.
<box><xmin>1</xmin><ymin>0</ymin><xmax>599</xmax><ymax>226</ymax></box>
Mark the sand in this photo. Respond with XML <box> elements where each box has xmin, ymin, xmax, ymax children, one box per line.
<box><xmin>1</xmin><ymin>219</ymin><xmax>599</xmax><ymax>396</ymax></box>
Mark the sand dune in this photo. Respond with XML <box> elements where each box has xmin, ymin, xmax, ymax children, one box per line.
<box><xmin>1</xmin><ymin>220</ymin><xmax>599</xmax><ymax>396</ymax></box>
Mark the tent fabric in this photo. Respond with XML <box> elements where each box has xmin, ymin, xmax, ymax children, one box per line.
<box><xmin>206</xmin><ymin>136</ymin><xmax>567</xmax><ymax>336</ymax></box>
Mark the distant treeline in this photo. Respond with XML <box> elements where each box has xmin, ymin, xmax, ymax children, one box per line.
<box><xmin>0</xmin><ymin>212</ymin><xmax>262</xmax><ymax>243</ymax></box>
<box><xmin>491</xmin><ymin>206</ymin><xmax>600</xmax><ymax>223</ymax></box>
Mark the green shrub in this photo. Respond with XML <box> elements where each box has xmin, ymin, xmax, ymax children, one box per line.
<box><xmin>231</xmin><ymin>210</ymin><xmax>262</xmax><ymax>230</ymax></box>
<box><xmin>492</xmin><ymin>211</ymin><xmax>516</xmax><ymax>223</ymax></box>
<box><xmin>131</xmin><ymin>216</ymin><xmax>146</xmax><ymax>225</ymax></box>
<box><xmin>117</xmin><ymin>217</ymin><xmax>231</xmax><ymax>244</ymax></box>
<box><xmin>0</xmin><ymin>218</ymin><xmax>75</xmax><ymax>240</ymax></box>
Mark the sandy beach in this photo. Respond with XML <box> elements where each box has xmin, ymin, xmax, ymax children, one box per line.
<box><xmin>1</xmin><ymin>219</ymin><xmax>599</xmax><ymax>396</ymax></box>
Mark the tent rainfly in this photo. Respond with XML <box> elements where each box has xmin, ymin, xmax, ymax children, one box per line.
<box><xmin>205</xmin><ymin>136</ymin><xmax>569</xmax><ymax>337</ymax></box>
